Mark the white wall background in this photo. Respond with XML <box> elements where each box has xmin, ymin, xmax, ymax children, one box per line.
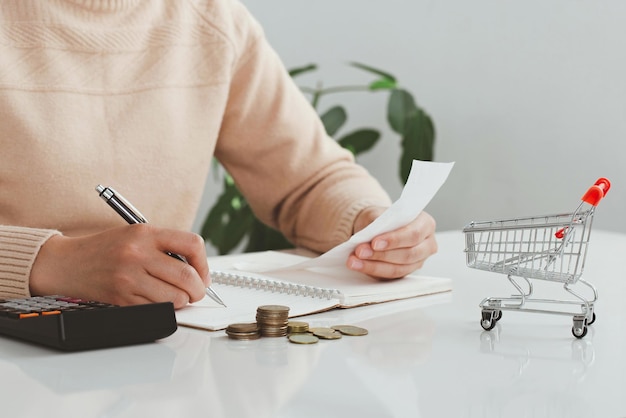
<box><xmin>194</xmin><ymin>0</ymin><xmax>625</xmax><ymax>248</ymax></box>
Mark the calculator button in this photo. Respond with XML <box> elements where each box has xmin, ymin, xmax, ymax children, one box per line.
<box><xmin>7</xmin><ymin>311</ymin><xmax>32</xmax><ymax>319</ymax></box>
<box><xmin>41</xmin><ymin>310</ymin><xmax>62</xmax><ymax>316</ymax></box>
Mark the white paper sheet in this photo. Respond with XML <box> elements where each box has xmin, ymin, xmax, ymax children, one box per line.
<box><xmin>268</xmin><ymin>159</ymin><xmax>454</xmax><ymax>272</ymax></box>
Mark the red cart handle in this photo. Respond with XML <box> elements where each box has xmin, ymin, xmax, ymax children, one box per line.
<box><xmin>581</xmin><ymin>177</ymin><xmax>611</xmax><ymax>206</ymax></box>
<box><xmin>555</xmin><ymin>177</ymin><xmax>611</xmax><ymax>239</ymax></box>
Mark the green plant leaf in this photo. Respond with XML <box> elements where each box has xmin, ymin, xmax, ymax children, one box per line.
<box><xmin>245</xmin><ymin>219</ymin><xmax>293</xmax><ymax>253</ymax></box>
<box><xmin>369</xmin><ymin>79</ymin><xmax>397</xmax><ymax>91</ymax></box>
<box><xmin>200</xmin><ymin>201</ymin><xmax>227</xmax><ymax>246</ymax></box>
<box><xmin>202</xmin><ymin>177</ymin><xmax>238</xmax><ymax>222</ymax></box>
<box><xmin>338</xmin><ymin>129</ymin><xmax>381</xmax><ymax>155</ymax></box>
<box><xmin>200</xmin><ymin>175</ymin><xmax>252</xmax><ymax>254</ymax></box>
<box><xmin>201</xmin><ymin>175</ymin><xmax>293</xmax><ymax>254</ymax></box>
<box><xmin>386</xmin><ymin>89</ymin><xmax>435</xmax><ymax>183</ymax></box>
<box><xmin>349</xmin><ymin>62</ymin><xmax>397</xmax><ymax>83</ymax></box>
<box><xmin>399</xmin><ymin>109</ymin><xmax>435</xmax><ymax>183</ymax></box>
<box><xmin>200</xmin><ymin>190</ymin><xmax>236</xmax><ymax>251</ymax></box>
<box><xmin>289</xmin><ymin>63</ymin><xmax>318</xmax><ymax>78</ymax></box>
<box><xmin>387</xmin><ymin>88</ymin><xmax>418</xmax><ymax>135</ymax></box>
<box><xmin>320</xmin><ymin>106</ymin><xmax>347</xmax><ymax>136</ymax></box>
<box><xmin>219</xmin><ymin>204</ymin><xmax>254</xmax><ymax>254</ymax></box>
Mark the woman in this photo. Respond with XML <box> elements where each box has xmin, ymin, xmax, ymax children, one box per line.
<box><xmin>0</xmin><ymin>0</ymin><xmax>437</xmax><ymax>308</ymax></box>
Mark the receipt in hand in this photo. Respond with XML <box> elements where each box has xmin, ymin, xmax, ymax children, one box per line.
<box><xmin>268</xmin><ymin>159</ymin><xmax>455</xmax><ymax>273</ymax></box>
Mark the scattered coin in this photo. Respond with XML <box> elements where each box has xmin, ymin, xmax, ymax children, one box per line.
<box><xmin>331</xmin><ymin>325</ymin><xmax>368</xmax><ymax>336</ymax></box>
<box><xmin>311</xmin><ymin>328</ymin><xmax>342</xmax><ymax>340</ymax></box>
<box><xmin>288</xmin><ymin>334</ymin><xmax>319</xmax><ymax>344</ymax></box>
<box><xmin>308</xmin><ymin>327</ymin><xmax>331</xmax><ymax>334</ymax></box>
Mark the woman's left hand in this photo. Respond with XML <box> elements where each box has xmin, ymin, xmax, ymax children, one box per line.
<box><xmin>347</xmin><ymin>207</ymin><xmax>438</xmax><ymax>280</ymax></box>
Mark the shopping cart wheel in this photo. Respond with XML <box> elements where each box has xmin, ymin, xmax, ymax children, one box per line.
<box><xmin>572</xmin><ymin>315</ymin><xmax>588</xmax><ymax>338</ymax></box>
<box><xmin>480</xmin><ymin>310</ymin><xmax>497</xmax><ymax>331</ymax></box>
<box><xmin>586</xmin><ymin>312</ymin><xmax>596</xmax><ymax>325</ymax></box>
<box><xmin>572</xmin><ymin>325</ymin><xmax>588</xmax><ymax>339</ymax></box>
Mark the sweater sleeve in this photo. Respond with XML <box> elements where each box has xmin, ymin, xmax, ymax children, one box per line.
<box><xmin>213</xmin><ymin>5</ymin><xmax>392</xmax><ymax>253</ymax></box>
<box><xmin>0</xmin><ymin>226</ymin><xmax>61</xmax><ymax>298</ymax></box>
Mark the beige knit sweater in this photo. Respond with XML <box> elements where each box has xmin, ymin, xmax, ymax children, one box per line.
<box><xmin>0</xmin><ymin>0</ymin><xmax>391</xmax><ymax>298</ymax></box>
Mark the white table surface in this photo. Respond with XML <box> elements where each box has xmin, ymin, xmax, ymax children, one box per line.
<box><xmin>0</xmin><ymin>230</ymin><xmax>624</xmax><ymax>418</ymax></box>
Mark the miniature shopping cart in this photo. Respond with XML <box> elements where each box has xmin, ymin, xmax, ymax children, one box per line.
<box><xmin>463</xmin><ymin>178</ymin><xmax>611</xmax><ymax>339</ymax></box>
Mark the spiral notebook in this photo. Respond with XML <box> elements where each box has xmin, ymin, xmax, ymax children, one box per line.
<box><xmin>175</xmin><ymin>251</ymin><xmax>452</xmax><ymax>331</ymax></box>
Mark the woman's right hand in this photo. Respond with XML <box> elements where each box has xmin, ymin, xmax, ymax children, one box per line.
<box><xmin>29</xmin><ymin>224</ymin><xmax>210</xmax><ymax>309</ymax></box>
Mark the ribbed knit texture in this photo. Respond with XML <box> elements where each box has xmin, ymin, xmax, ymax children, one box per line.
<box><xmin>0</xmin><ymin>227</ymin><xmax>60</xmax><ymax>297</ymax></box>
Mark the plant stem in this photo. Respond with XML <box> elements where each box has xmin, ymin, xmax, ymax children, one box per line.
<box><xmin>301</xmin><ymin>85</ymin><xmax>373</xmax><ymax>109</ymax></box>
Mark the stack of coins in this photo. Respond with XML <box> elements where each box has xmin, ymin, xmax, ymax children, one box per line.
<box><xmin>225</xmin><ymin>322</ymin><xmax>260</xmax><ymax>340</ymax></box>
<box><xmin>287</xmin><ymin>321</ymin><xmax>309</xmax><ymax>334</ymax></box>
<box><xmin>256</xmin><ymin>305</ymin><xmax>290</xmax><ymax>337</ymax></box>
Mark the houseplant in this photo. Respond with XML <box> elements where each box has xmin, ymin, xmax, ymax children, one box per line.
<box><xmin>201</xmin><ymin>62</ymin><xmax>435</xmax><ymax>254</ymax></box>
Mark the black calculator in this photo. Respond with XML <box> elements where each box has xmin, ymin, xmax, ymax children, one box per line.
<box><xmin>0</xmin><ymin>296</ymin><xmax>177</xmax><ymax>351</ymax></box>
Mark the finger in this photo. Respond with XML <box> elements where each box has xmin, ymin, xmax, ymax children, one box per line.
<box><xmin>145</xmin><ymin>251</ymin><xmax>206</xmax><ymax>303</ymax></box>
<box><xmin>354</xmin><ymin>243</ymin><xmax>423</xmax><ymax>265</ymax></box>
<box><xmin>154</xmin><ymin>229</ymin><xmax>210</xmax><ymax>285</ymax></box>
<box><xmin>347</xmin><ymin>255</ymin><xmax>423</xmax><ymax>280</ymax></box>
<box><xmin>95</xmin><ymin>262</ymin><xmax>192</xmax><ymax>308</ymax></box>
<box><xmin>370</xmin><ymin>212</ymin><xmax>435</xmax><ymax>252</ymax></box>
<box><xmin>119</xmin><ymin>271</ymin><xmax>192</xmax><ymax>309</ymax></box>
<box><xmin>355</xmin><ymin>234</ymin><xmax>438</xmax><ymax>265</ymax></box>
<box><xmin>113</xmin><ymin>226</ymin><xmax>207</xmax><ymax>305</ymax></box>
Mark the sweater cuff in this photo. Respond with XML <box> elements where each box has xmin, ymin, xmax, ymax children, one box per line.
<box><xmin>0</xmin><ymin>226</ymin><xmax>61</xmax><ymax>298</ymax></box>
<box><xmin>332</xmin><ymin>198</ymin><xmax>391</xmax><ymax>247</ymax></box>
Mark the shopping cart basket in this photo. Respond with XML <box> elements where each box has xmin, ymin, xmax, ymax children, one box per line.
<box><xmin>463</xmin><ymin>178</ymin><xmax>610</xmax><ymax>338</ymax></box>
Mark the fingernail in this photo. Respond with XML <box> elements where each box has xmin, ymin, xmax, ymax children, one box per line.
<box><xmin>358</xmin><ymin>247</ymin><xmax>373</xmax><ymax>258</ymax></box>
<box><xmin>373</xmin><ymin>240</ymin><xmax>388</xmax><ymax>251</ymax></box>
<box><xmin>350</xmin><ymin>259</ymin><xmax>364</xmax><ymax>270</ymax></box>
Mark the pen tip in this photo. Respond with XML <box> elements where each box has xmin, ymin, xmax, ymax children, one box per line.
<box><xmin>206</xmin><ymin>287</ymin><xmax>226</xmax><ymax>307</ymax></box>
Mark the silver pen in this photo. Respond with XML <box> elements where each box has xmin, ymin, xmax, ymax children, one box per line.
<box><xmin>95</xmin><ymin>185</ymin><xmax>226</xmax><ymax>307</ymax></box>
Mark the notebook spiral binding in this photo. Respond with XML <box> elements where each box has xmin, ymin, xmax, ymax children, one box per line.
<box><xmin>211</xmin><ymin>270</ymin><xmax>341</xmax><ymax>300</ymax></box>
